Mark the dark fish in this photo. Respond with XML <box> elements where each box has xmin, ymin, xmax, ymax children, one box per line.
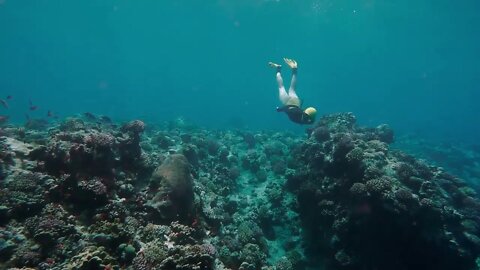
<box><xmin>29</xmin><ymin>99</ymin><xmax>38</xmax><ymax>111</ymax></box>
<box><xmin>6</xmin><ymin>95</ymin><xmax>12</xmax><ymax>100</ymax></box>
<box><xmin>0</xmin><ymin>115</ymin><xmax>9</xmax><ymax>124</ymax></box>
<box><xmin>83</xmin><ymin>112</ymin><xmax>97</xmax><ymax>120</ymax></box>
<box><xmin>0</xmin><ymin>99</ymin><xmax>8</xmax><ymax>109</ymax></box>
<box><xmin>47</xmin><ymin>111</ymin><xmax>59</xmax><ymax>119</ymax></box>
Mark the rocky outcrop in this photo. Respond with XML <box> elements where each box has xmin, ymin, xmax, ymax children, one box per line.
<box><xmin>147</xmin><ymin>154</ymin><xmax>194</xmax><ymax>222</ymax></box>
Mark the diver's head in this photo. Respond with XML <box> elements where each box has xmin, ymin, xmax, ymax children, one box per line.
<box><xmin>304</xmin><ymin>107</ymin><xmax>317</xmax><ymax>122</ymax></box>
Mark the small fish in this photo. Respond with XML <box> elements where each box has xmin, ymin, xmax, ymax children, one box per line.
<box><xmin>6</xmin><ymin>95</ymin><xmax>12</xmax><ymax>100</ymax></box>
<box><xmin>47</xmin><ymin>110</ymin><xmax>59</xmax><ymax>119</ymax></box>
<box><xmin>0</xmin><ymin>99</ymin><xmax>8</xmax><ymax>109</ymax></box>
<box><xmin>0</xmin><ymin>115</ymin><xmax>9</xmax><ymax>124</ymax></box>
<box><xmin>29</xmin><ymin>99</ymin><xmax>38</xmax><ymax>111</ymax></box>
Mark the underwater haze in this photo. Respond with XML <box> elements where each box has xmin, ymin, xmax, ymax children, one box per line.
<box><xmin>3</xmin><ymin>1</ymin><xmax>480</xmax><ymax>270</ymax></box>
<box><xmin>1</xmin><ymin>0</ymin><xmax>480</xmax><ymax>139</ymax></box>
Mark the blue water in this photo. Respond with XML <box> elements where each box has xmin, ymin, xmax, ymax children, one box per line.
<box><xmin>1</xmin><ymin>0</ymin><xmax>479</xmax><ymax>142</ymax></box>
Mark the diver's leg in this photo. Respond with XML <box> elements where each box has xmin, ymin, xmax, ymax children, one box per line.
<box><xmin>277</xmin><ymin>72</ymin><xmax>291</xmax><ymax>105</ymax></box>
<box><xmin>269</xmin><ymin>62</ymin><xmax>289</xmax><ymax>105</ymax></box>
<box><xmin>288</xmin><ymin>68</ymin><xmax>298</xmax><ymax>99</ymax></box>
<box><xmin>284</xmin><ymin>58</ymin><xmax>300</xmax><ymax>105</ymax></box>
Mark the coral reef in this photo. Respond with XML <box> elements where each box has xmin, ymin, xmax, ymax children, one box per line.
<box><xmin>0</xmin><ymin>112</ymin><xmax>478</xmax><ymax>270</ymax></box>
<box><xmin>394</xmin><ymin>135</ymin><xmax>480</xmax><ymax>192</ymax></box>
<box><xmin>289</xmin><ymin>113</ymin><xmax>480</xmax><ymax>270</ymax></box>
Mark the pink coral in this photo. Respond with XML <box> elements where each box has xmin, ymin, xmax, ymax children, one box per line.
<box><xmin>85</xmin><ymin>132</ymin><xmax>115</xmax><ymax>148</ymax></box>
<box><xmin>122</xmin><ymin>120</ymin><xmax>145</xmax><ymax>134</ymax></box>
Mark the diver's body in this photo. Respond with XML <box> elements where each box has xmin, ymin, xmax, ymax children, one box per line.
<box><xmin>269</xmin><ymin>58</ymin><xmax>316</xmax><ymax>125</ymax></box>
<box><xmin>276</xmin><ymin>104</ymin><xmax>314</xmax><ymax>124</ymax></box>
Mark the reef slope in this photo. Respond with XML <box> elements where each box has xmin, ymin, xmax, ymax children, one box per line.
<box><xmin>0</xmin><ymin>113</ymin><xmax>478</xmax><ymax>270</ymax></box>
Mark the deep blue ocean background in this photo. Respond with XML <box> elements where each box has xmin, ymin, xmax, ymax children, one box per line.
<box><xmin>1</xmin><ymin>0</ymin><xmax>479</xmax><ymax>143</ymax></box>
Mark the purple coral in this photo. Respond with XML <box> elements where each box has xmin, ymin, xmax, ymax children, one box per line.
<box><xmin>312</xmin><ymin>126</ymin><xmax>330</xmax><ymax>143</ymax></box>
<box><xmin>85</xmin><ymin>132</ymin><xmax>115</xmax><ymax>148</ymax></box>
<box><xmin>350</xmin><ymin>182</ymin><xmax>368</xmax><ymax>198</ymax></box>
<box><xmin>366</xmin><ymin>177</ymin><xmax>392</xmax><ymax>194</ymax></box>
<box><xmin>201</xmin><ymin>243</ymin><xmax>217</xmax><ymax>256</ymax></box>
<box><xmin>121</xmin><ymin>120</ymin><xmax>145</xmax><ymax>135</ymax></box>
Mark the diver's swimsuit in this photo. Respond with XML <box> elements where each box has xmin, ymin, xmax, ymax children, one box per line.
<box><xmin>277</xmin><ymin>105</ymin><xmax>314</xmax><ymax>125</ymax></box>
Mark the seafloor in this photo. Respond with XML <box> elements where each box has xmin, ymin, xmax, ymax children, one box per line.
<box><xmin>0</xmin><ymin>112</ymin><xmax>479</xmax><ymax>270</ymax></box>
